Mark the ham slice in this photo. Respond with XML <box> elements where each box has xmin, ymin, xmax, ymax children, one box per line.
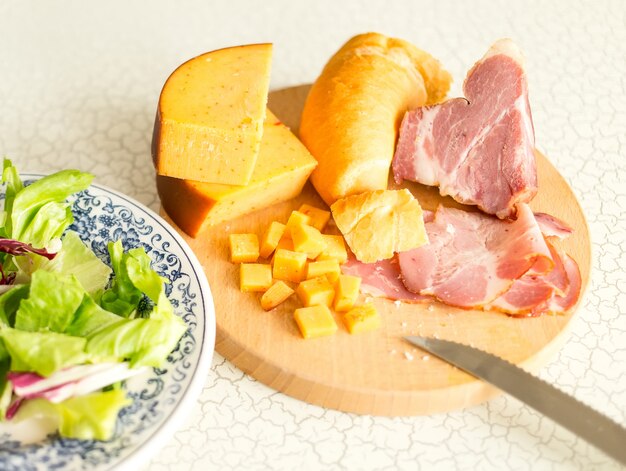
<box><xmin>398</xmin><ymin>203</ymin><xmax>552</xmax><ymax>309</ymax></box>
<box><xmin>341</xmin><ymin>256</ymin><xmax>430</xmax><ymax>303</ymax></box>
<box><xmin>392</xmin><ymin>39</ymin><xmax>537</xmax><ymax>219</ymax></box>
<box><xmin>342</xmin><ymin>205</ymin><xmax>581</xmax><ymax>316</ymax></box>
<box><xmin>487</xmin><ymin>241</ymin><xmax>568</xmax><ymax>315</ymax></box>
<box><xmin>534</xmin><ymin>212</ymin><xmax>574</xmax><ymax>239</ymax></box>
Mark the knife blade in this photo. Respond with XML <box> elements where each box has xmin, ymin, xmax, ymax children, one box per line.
<box><xmin>404</xmin><ymin>336</ymin><xmax>626</xmax><ymax>465</ymax></box>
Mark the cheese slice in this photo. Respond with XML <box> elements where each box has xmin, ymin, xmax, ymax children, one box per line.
<box><xmin>157</xmin><ymin>110</ymin><xmax>317</xmax><ymax>237</ymax></box>
<box><xmin>153</xmin><ymin>43</ymin><xmax>273</xmax><ymax>185</ymax></box>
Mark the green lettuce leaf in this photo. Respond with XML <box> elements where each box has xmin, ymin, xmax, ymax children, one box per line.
<box><xmin>65</xmin><ymin>295</ymin><xmax>124</xmax><ymax>338</ymax></box>
<box><xmin>0</xmin><ymin>284</ymin><xmax>29</xmax><ymax>327</ymax></box>
<box><xmin>0</xmin><ymin>358</ymin><xmax>11</xmax><ymax>420</ymax></box>
<box><xmin>14</xmin><ymin>270</ymin><xmax>85</xmax><ymax>333</ymax></box>
<box><xmin>8</xmin><ymin>167</ymin><xmax>93</xmax><ymax>247</ymax></box>
<box><xmin>13</xmin><ymin>389</ymin><xmax>130</xmax><ymax>440</ymax></box>
<box><xmin>15</xmin><ymin>231</ymin><xmax>112</xmax><ymax>296</ymax></box>
<box><xmin>88</xmin><ymin>242</ymin><xmax>186</xmax><ymax>367</ymax></box>
<box><xmin>0</xmin><ymin>328</ymin><xmax>88</xmax><ymax>376</ymax></box>
<box><xmin>99</xmin><ymin>241</ymin><xmax>143</xmax><ymax>317</ymax></box>
<box><xmin>56</xmin><ymin>389</ymin><xmax>131</xmax><ymax>440</ymax></box>
<box><xmin>86</xmin><ymin>314</ymin><xmax>186</xmax><ymax>368</ymax></box>
<box><xmin>0</xmin><ymin>158</ymin><xmax>24</xmax><ymax>238</ymax></box>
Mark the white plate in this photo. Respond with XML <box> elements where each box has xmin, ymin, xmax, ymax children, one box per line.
<box><xmin>0</xmin><ymin>175</ymin><xmax>216</xmax><ymax>470</ymax></box>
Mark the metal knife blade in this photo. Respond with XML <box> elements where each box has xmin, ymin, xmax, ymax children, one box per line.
<box><xmin>404</xmin><ymin>336</ymin><xmax>626</xmax><ymax>465</ymax></box>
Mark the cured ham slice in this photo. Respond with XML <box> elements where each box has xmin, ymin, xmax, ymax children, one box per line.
<box><xmin>487</xmin><ymin>241</ymin><xmax>568</xmax><ymax>315</ymax></box>
<box><xmin>341</xmin><ymin>256</ymin><xmax>430</xmax><ymax>303</ymax></box>
<box><xmin>534</xmin><ymin>212</ymin><xmax>574</xmax><ymax>239</ymax></box>
<box><xmin>392</xmin><ymin>39</ymin><xmax>537</xmax><ymax>219</ymax></box>
<box><xmin>398</xmin><ymin>203</ymin><xmax>552</xmax><ymax>308</ymax></box>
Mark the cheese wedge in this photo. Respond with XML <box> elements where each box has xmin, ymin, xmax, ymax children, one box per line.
<box><xmin>153</xmin><ymin>43</ymin><xmax>273</xmax><ymax>185</ymax></box>
<box><xmin>158</xmin><ymin>110</ymin><xmax>317</xmax><ymax>237</ymax></box>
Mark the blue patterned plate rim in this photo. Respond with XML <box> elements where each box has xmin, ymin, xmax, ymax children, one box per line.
<box><xmin>1</xmin><ymin>174</ymin><xmax>216</xmax><ymax>471</ymax></box>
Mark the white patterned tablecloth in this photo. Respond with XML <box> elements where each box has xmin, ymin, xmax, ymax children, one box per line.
<box><xmin>1</xmin><ymin>1</ymin><xmax>625</xmax><ymax>469</ymax></box>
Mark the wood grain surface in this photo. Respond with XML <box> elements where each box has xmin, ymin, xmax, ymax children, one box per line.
<box><xmin>160</xmin><ymin>85</ymin><xmax>591</xmax><ymax>416</ymax></box>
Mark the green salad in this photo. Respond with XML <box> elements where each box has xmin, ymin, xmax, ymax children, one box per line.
<box><xmin>0</xmin><ymin>159</ymin><xmax>187</xmax><ymax>440</ymax></box>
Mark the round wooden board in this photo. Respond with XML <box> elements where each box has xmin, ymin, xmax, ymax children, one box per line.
<box><xmin>161</xmin><ymin>85</ymin><xmax>591</xmax><ymax>416</ymax></box>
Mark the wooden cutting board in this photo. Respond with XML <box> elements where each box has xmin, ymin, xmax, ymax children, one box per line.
<box><xmin>162</xmin><ymin>85</ymin><xmax>591</xmax><ymax>416</ymax></box>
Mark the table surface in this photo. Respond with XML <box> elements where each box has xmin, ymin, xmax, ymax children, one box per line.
<box><xmin>2</xmin><ymin>1</ymin><xmax>625</xmax><ymax>469</ymax></box>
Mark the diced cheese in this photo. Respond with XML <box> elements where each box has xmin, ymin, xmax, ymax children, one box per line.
<box><xmin>154</xmin><ymin>44</ymin><xmax>273</xmax><ymax>185</ymax></box>
<box><xmin>240</xmin><ymin>263</ymin><xmax>273</xmax><ymax>292</ymax></box>
<box><xmin>316</xmin><ymin>234</ymin><xmax>348</xmax><ymax>264</ymax></box>
<box><xmin>229</xmin><ymin>233</ymin><xmax>259</xmax><ymax>263</ymax></box>
<box><xmin>157</xmin><ymin>109</ymin><xmax>317</xmax><ymax>237</ymax></box>
<box><xmin>259</xmin><ymin>221</ymin><xmax>286</xmax><ymax>259</ymax></box>
<box><xmin>296</xmin><ymin>276</ymin><xmax>335</xmax><ymax>307</ymax></box>
<box><xmin>330</xmin><ymin>189</ymin><xmax>428</xmax><ymax>263</ymax></box>
<box><xmin>306</xmin><ymin>259</ymin><xmax>341</xmax><ymax>283</ymax></box>
<box><xmin>294</xmin><ymin>305</ymin><xmax>338</xmax><ymax>339</ymax></box>
<box><xmin>333</xmin><ymin>274</ymin><xmax>361</xmax><ymax>312</ymax></box>
<box><xmin>272</xmin><ymin>249</ymin><xmax>307</xmax><ymax>283</ymax></box>
<box><xmin>260</xmin><ymin>281</ymin><xmax>294</xmax><ymax>310</ymax></box>
<box><xmin>285</xmin><ymin>211</ymin><xmax>311</xmax><ymax>236</ymax></box>
<box><xmin>290</xmin><ymin>223</ymin><xmax>327</xmax><ymax>259</ymax></box>
<box><xmin>342</xmin><ymin>303</ymin><xmax>381</xmax><ymax>334</ymax></box>
<box><xmin>298</xmin><ymin>204</ymin><xmax>331</xmax><ymax>232</ymax></box>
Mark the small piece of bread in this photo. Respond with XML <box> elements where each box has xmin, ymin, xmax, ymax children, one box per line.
<box><xmin>300</xmin><ymin>32</ymin><xmax>452</xmax><ymax>206</ymax></box>
<box><xmin>330</xmin><ymin>189</ymin><xmax>428</xmax><ymax>263</ymax></box>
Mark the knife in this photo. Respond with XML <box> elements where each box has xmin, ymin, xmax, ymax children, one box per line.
<box><xmin>404</xmin><ymin>336</ymin><xmax>626</xmax><ymax>465</ymax></box>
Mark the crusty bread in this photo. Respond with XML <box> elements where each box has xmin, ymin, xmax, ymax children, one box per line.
<box><xmin>300</xmin><ymin>33</ymin><xmax>452</xmax><ymax>206</ymax></box>
<box><xmin>330</xmin><ymin>189</ymin><xmax>428</xmax><ymax>263</ymax></box>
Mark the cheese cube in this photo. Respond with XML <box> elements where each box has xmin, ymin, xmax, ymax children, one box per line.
<box><xmin>296</xmin><ymin>276</ymin><xmax>335</xmax><ymax>307</ymax></box>
<box><xmin>316</xmin><ymin>234</ymin><xmax>348</xmax><ymax>264</ymax></box>
<box><xmin>260</xmin><ymin>281</ymin><xmax>294</xmax><ymax>310</ymax></box>
<box><xmin>294</xmin><ymin>305</ymin><xmax>338</xmax><ymax>339</ymax></box>
<box><xmin>285</xmin><ymin>211</ymin><xmax>311</xmax><ymax>236</ymax></box>
<box><xmin>272</xmin><ymin>249</ymin><xmax>307</xmax><ymax>283</ymax></box>
<box><xmin>154</xmin><ymin>44</ymin><xmax>273</xmax><ymax>185</ymax></box>
<box><xmin>274</xmin><ymin>236</ymin><xmax>294</xmax><ymax>254</ymax></box>
<box><xmin>229</xmin><ymin>233</ymin><xmax>259</xmax><ymax>263</ymax></box>
<box><xmin>306</xmin><ymin>260</ymin><xmax>341</xmax><ymax>283</ymax></box>
<box><xmin>240</xmin><ymin>263</ymin><xmax>272</xmax><ymax>292</ymax></box>
<box><xmin>291</xmin><ymin>223</ymin><xmax>327</xmax><ymax>259</ymax></box>
<box><xmin>156</xmin><ymin>110</ymin><xmax>317</xmax><ymax>237</ymax></box>
<box><xmin>342</xmin><ymin>304</ymin><xmax>381</xmax><ymax>334</ymax></box>
<box><xmin>298</xmin><ymin>204</ymin><xmax>331</xmax><ymax>232</ymax></box>
<box><xmin>333</xmin><ymin>275</ymin><xmax>361</xmax><ymax>312</ymax></box>
<box><xmin>260</xmin><ymin>221</ymin><xmax>286</xmax><ymax>259</ymax></box>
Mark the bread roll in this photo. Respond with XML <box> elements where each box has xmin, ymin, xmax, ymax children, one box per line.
<box><xmin>300</xmin><ymin>33</ymin><xmax>452</xmax><ymax>206</ymax></box>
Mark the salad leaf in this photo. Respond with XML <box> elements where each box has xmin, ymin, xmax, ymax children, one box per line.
<box><xmin>14</xmin><ymin>270</ymin><xmax>84</xmax><ymax>333</ymax></box>
<box><xmin>56</xmin><ymin>389</ymin><xmax>131</xmax><ymax>440</ymax></box>
<box><xmin>0</xmin><ymin>284</ymin><xmax>29</xmax><ymax>327</ymax></box>
<box><xmin>0</xmin><ymin>328</ymin><xmax>88</xmax><ymax>376</ymax></box>
<box><xmin>8</xmin><ymin>166</ymin><xmax>93</xmax><ymax>247</ymax></box>
<box><xmin>15</xmin><ymin>231</ymin><xmax>112</xmax><ymax>296</ymax></box>
<box><xmin>88</xmin><ymin>242</ymin><xmax>186</xmax><ymax>367</ymax></box>
<box><xmin>99</xmin><ymin>241</ymin><xmax>143</xmax><ymax>317</ymax></box>
<box><xmin>65</xmin><ymin>295</ymin><xmax>124</xmax><ymax>338</ymax></box>
<box><xmin>0</xmin><ymin>159</ymin><xmax>24</xmax><ymax>238</ymax></box>
<box><xmin>13</xmin><ymin>389</ymin><xmax>130</xmax><ymax>440</ymax></box>
<box><xmin>0</xmin><ymin>358</ymin><xmax>11</xmax><ymax>419</ymax></box>
<box><xmin>86</xmin><ymin>314</ymin><xmax>186</xmax><ymax>368</ymax></box>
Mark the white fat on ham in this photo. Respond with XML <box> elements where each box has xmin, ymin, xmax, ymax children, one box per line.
<box><xmin>392</xmin><ymin>39</ymin><xmax>537</xmax><ymax>219</ymax></box>
<box><xmin>398</xmin><ymin>204</ymin><xmax>552</xmax><ymax>309</ymax></box>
